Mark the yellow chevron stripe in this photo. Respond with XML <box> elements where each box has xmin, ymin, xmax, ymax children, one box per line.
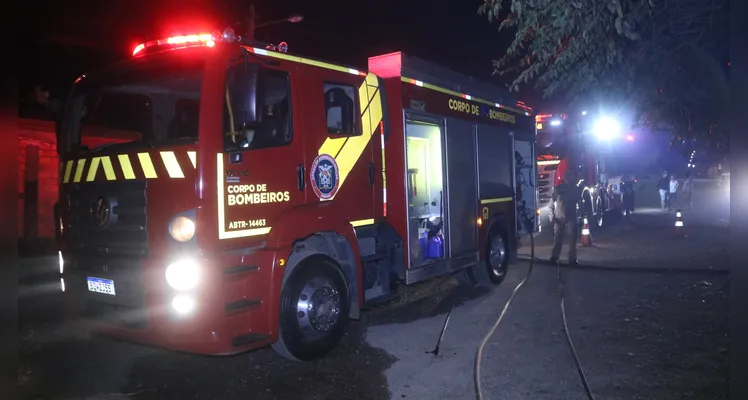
<box><xmin>317</xmin><ymin>73</ymin><xmax>383</xmax><ymax>201</ymax></box>
<box><xmin>160</xmin><ymin>151</ymin><xmax>184</xmax><ymax>178</ymax></box>
<box><xmin>118</xmin><ymin>154</ymin><xmax>136</xmax><ymax>180</ymax></box>
<box><xmin>137</xmin><ymin>153</ymin><xmax>158</xmax><ymax>179</ymax></box>
<box><xmin>62</xmin><ymin>150</ymin><xmax>195</xmax><ymax>183</ymax></box>
<box><xmin>73</xmin><ymin>159</ymin><xmax>86</xmax><ymax>183</ymax></box>
<box><xmin>100</xmin><ymin>156</ymin><xmax>116</xmax><ymax>180</ymax></box>
<box><xmin>317</xmin><ymin>137</ymin><xmax>348</xmax><ymax>158</ymax></box>
<box><xmin>63</xmin><ymin>161</ymin><xmax>74</xmax><ymax>183</ymax></box>
<box><xmin>86</xmin><ymin>157</ymin><xmax>100</xmax><ymax>182</ymax></box>
<box><xmin>187</xmin><ymin>151</ymin><xmax>197</xmax><ymax>168</ymax></box>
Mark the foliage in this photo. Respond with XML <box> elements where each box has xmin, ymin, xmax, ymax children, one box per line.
<box><xmin>479</xmin><ymin>0</ymin><xmax>729</xmax><ymax>154</ymax></box>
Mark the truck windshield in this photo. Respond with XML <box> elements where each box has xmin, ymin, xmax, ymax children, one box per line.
<box><xmin>60</xmin><ymin>50</ymin><xmax>206</xmax><ymax>154</ymax></box>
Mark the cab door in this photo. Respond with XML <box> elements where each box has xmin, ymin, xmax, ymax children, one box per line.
<box><xmin>299</xmin><ymin>68</ymin><xmax>379</xmax><ymax>225</ymax></box>
<box><xmin>217</xmin><ymin>63</ymin><xmax>306</xmax><ymax>243</ymax></box>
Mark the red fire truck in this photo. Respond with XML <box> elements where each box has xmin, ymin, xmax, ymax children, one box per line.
<box><xmin>55</xmin><ymin>29</ymin><xmax>537</xmax><ymax>360</ymax></box>
<box><xmin>535</xmin><ymin>113</ymin><xmax>623</xmax><ymax>229</ymax></box>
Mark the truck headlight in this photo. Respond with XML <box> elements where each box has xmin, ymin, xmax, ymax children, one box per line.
<box><xmin>165</xmin><ymin>259</ymin><xmax>200</xmax><ymax>290</ymax></box>
<box><xmin>172</xmin><ymin>295</ymin><xmax>195</xmax><ymax>314</ymax></box>
<box><xmin>168</xmin><ymin>216</ymin><xmax>196</xmax><ymax>242</ymax></box>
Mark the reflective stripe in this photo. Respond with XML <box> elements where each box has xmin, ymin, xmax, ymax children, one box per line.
<box><xmin>244</xmin><ymin>46</ymin><xmax>367</xmax><ymax>76</ymax></box>
<box><xmin>350</xmin><ymin>219</ymin><xmax>375</xmax><ymax>227</ymax></box>
<box><xmin>100</xmin><ymin>156</ymin><xmax>116</xmax><ymax>180</ymax></box>
<box><xmin>86</xmin><ymin>157</ymin><xmax>101</xmax><ymax>182</ymax></box>
<box><xmin>480</xmin><ymin>197</ymin><xmax>513</xmax><ymax>205</ymax></box>
<box><xmin>137</xmin><ymin>153</ymin><xmax>158</xmax><ymax>178</ymax></box>
<box><xmin>537</xmin><ymin>160</ymin><xmax>561</xmax><ymax>166</ymax></box>
<box><xmin>401</xmin><ymin>76</ymin><xmax>526</xmax><ymax>115</ymax></box>
<box><xmin>73</xmin><ymin>159</ymin><xmax>86</xmax><ymax>183</ymax></box>
<box><xmin>63</xmin><ymin>160</ymin><xmax>74</xmax><ymax>183</ymax></box>
<box><xmin>160</xmin><ymin>151</ymin><xmax>185</xmax><ymax>178</ymax></box>
<box><xmin>380</xmin><ymin>121</ymin><xmax>387</xmax><ymax>217</ymax></box>
<box><xmin>117</xmin><ymin>154</ymin><xmax>136</xmax><ymax>180</ymax></box>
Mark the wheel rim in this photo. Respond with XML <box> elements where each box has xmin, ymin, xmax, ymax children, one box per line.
<box><xmin>595</xmin><ymin>200</ymin><xmax>604</xmax><ymax>227</ymax></box>
<box><xmin>488</xmin><ymin>235</ymin><xmax>507</xmax><ymax>277</ymax></box>
<box><xmin>296</xmin><ymin>277</ymin><xmax>342</xmax><ymax>339</ymax></box>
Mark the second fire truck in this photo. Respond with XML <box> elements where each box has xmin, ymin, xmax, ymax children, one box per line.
<box><xmin>55</xmin><ymin>29</ymin><xmax>537</xmax><ymax>360</ymax></box>
<box><xmin>535</xmin><ymin>112</ymin><xmax>624</xmax><ymax>229</ymax></box>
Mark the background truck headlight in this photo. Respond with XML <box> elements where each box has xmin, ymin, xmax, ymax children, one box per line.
<box><xmin>165</xmin><ymin>259</ymin><xmax>200</xmax><ymax>290</ymax></box>
<box><xmin>168</xmin><ymin>216</ymin><xmax>196</xmax><ymax>242</ymax></box>
<box><xmin>593</xmin><ymin>116</ymin><xmax>621</xmax><ymax>140</ymax></box>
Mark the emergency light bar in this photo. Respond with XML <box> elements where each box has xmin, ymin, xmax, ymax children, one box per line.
<box><xmin>133</xmin><ymin>33</ymin><xmax>216</xmax><ymax>56</ymax></box>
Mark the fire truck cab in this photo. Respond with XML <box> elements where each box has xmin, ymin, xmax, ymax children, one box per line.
<box><xmin>56</xmin><ymin>30</ymin><xmax>537</xmax><ymax>361</ymax></box>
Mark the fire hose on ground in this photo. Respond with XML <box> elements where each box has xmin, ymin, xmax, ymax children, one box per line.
<box><xmin>472</xmin><ymin>205</ymin><xmax>597</xmax><ymax>400</ymax></box>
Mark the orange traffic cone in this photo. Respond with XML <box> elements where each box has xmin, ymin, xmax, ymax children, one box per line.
<box><xmin>674</xmin><ymin>209</ymin><xmax>686</xmax><ymax>237</ymax></box>
<box><xmin>579</xmin><ymin>217</ymin><xmax>593</xmax><ymax>247</ymax></box>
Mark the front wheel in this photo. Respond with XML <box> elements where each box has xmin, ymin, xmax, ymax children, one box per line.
<box><xmin>272</xmin><ymin>258</ymin><xmax>350</xmax><ymax>361</ymax></box>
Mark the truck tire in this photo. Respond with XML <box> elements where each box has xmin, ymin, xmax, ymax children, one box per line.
<box><xmin>593</xmin><ymin>197</ymin><xmax>604</xmax><ymax>229</ymax></box>
<box><xmin>454</xmin><ymin>219</ymin><xmax>510</xmax><ymax>287</ymax></box>
<box><xmin>272</xmin><ymin>257</ymin><xmax>350</xmax><ymax>361</ymax></box>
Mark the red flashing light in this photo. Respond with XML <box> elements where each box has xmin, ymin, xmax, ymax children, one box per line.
<box><xmin>133</xmin><ymin>33</ymin><xmax>215</xmax><ymax>56</ymax></box>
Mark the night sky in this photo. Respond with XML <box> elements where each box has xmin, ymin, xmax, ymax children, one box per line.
<box><xmin>20</xmin><ymin>0</ymin><xmax>546</xmax><ymax>116</ymax></box>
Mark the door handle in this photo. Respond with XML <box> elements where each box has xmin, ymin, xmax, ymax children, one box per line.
<box><xmin>368</xmin><ymin>162</ymin><xmax>375</xmax><ymax>186</ymax></box>
<box><xmin>297</xmin><ymin>165</ymin><xmax>305</xmax><ymax>191</ymax></box>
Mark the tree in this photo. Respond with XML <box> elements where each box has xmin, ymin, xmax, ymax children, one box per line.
<box><xmin>479</xmin><ymin>0</ymin><xmax>729</xmax><ymax>154</ymax></box>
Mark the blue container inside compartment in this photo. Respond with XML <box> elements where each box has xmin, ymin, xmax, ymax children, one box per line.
<box><xmin>427</xmin><ymin>235</ymin><xmax>444</xmax><ymax>259</ymax></box>
<box><xmin>419</xmin><ymin>237</ymin><xmax>430</xmax><ymax>261</ymax></box>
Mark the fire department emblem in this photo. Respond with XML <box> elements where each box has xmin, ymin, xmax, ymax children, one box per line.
<box><xmin>310</xmin><ymin>154</ymin><xmax>339</xmax><ymax>200</ymax></box>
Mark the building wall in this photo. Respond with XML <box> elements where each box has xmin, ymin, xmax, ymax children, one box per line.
<box><xmin>17</xmin><ymin>119</ymin><xmax>58</xmax><ymax>242</ymax></box>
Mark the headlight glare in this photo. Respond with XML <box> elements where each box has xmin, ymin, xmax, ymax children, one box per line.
<box><xmin>165</xmin><ymin>259</ymin><xmax>200</xmax><ymax>290</ymax></box>
<box><xmin>169</xmin><ymin>216</ymin><xmax>196</xmax><ymax>242</ymax></box>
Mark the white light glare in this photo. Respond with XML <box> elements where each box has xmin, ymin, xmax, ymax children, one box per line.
<box><xmin>593</xmin><ymin>116</ymin><xmax>621</xmax><ymax>140</ymax></box>
<box><xmin>581</xmin><ymin>110</ymin><xmax>587</xmax><ymax>116</ymax></box>
<box><xmin>550</xmin><ymin>119</ymin><xmax>561</xmax><ymax>126</ymax></box>
<box><xmin>59</xmin><ymin>251</ymin><xmax>64</xmax><ymax>274</ymax></box>
<box><xmin>172</xmin><ymin>295</ymin><xmax>195</xmax><ymax>314</ymax></box>
<box><xmin>165</xmin><ymin>259</ymin><xmax>200</xmax><ymax>291</ymax></box>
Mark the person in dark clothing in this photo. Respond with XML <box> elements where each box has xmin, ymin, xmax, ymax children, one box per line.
<box><xmin>549</xmin><ymin>170</ymin><xmax>582</xmax><ymax>265</ymax></box>
<box><xmin>657</xmin><ymin>171</ymin><xmax>669</xmax><ymax>210</ymax></box>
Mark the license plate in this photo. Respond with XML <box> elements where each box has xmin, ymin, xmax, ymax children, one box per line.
<box><xmin>87</xmin><ymin>276</ymin><xmax>116</xmax><ymax>295</ymax></box>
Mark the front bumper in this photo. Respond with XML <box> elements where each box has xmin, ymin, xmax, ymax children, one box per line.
<box><xmin>63</xmin><ymin>246</ymin><xmax>286</xmax><ymax>355</ymax></box>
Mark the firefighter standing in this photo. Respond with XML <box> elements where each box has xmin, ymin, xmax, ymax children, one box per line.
<box><xmin>549</xmin><ymin>170</ymin><xmax>582</xmax><ymax>265</ymax></box>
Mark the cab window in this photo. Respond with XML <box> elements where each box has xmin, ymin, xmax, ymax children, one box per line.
<box><xmin>224</xmin><ymin>68</ymin><xmax>292</xmax><ymax>151</ymax></box>
<box><xmin>323</xmin><ymin>83</ymin><xmax>358</xmax><ymax>136</ymax></box>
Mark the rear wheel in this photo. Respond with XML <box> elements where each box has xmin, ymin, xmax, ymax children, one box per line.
<box><xmin>454</xmin><ymin>220</ymin><xmax>509</xmax><ymax>286</ymax></box>
<box><xmin>594</xmin><ymin>197</ymin><xmax>605</xmax><ymax>229</ymax></box>
<box><xmin>272</xmin><ymin>258</ymin><xmax>349</xmax><ymax>361</ymax></box>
